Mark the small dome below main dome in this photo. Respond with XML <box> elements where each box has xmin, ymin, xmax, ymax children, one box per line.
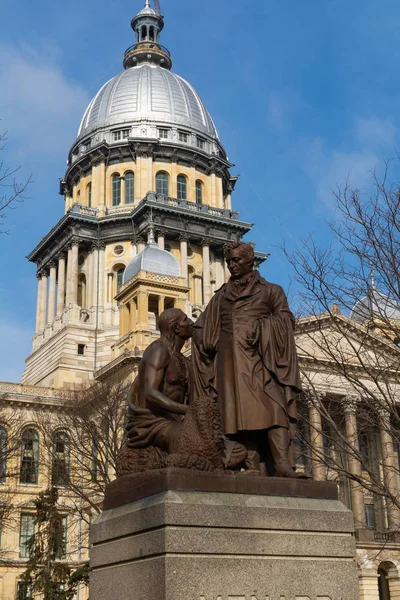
<box><xmin>350</xmin><ymin>287</ymin><xmax>400</xmax><ymax>323</ymax></box>
<box><xmin>123</xmin><ymin>237</ymin><xmax>181</xmax><ymax>284</ymax></box>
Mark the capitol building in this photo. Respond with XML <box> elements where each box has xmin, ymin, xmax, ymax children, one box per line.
<box><xmin>1</xmin><ymin>2</ymin><xmax>400</xmax><ymax>599</ymax></box>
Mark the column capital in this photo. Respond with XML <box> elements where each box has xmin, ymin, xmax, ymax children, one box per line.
<box><xmin>343</xmin><ymin>394</ymin><xmax>360</xmax><ymax>414</ymax></box>
<box><xmin>48</xmin><ymin>261</ymin><xmax>57</xmax><ymax>270</ymax></box>
<box><xmin>179</xmin><ymin>233</ymin><xmax>189</xmax><ymax>242</ymax></box>
<box><xmin>304</xmin><ymin>389</ymin><xmax>325</xmax><ymax>409</ymax></box>
<box><xmin>201</xmin><ymin>238</ymin><xmax>210</xmax><ymax>248</ymax></box>
<box><xmin>56</xmin><ymin>251</ymin><xmax>67</xmax><ymax>261</ymax></box>
<box><xmin>70</xmin><ymin>236</ymin><xmax>80</xmax><ymax>247</ymax></box>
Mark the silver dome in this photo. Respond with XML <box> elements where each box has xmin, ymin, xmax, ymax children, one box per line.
<box><xmin>78</xmin><ymin>64</ymin><xmax>218</xmax><ymax>140</ymax></box>
<box><xmin>123</xmin><ymin>240</ymin><xmax>181</xmax><ymax>283</ymax></box>
<box><xmin>350</xmin><ymin>287</ymin><xmax>400</xmax><ymax>323</ymax></box>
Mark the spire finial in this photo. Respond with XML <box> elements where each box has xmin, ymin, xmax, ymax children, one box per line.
<box><xmin>145</xmin><ymin>0</ymin><xmax>151</xmax><ymax>7</ymax></box>
<box><xmin>370</xmin><ymin>265</ymin><xmax>376</xmax><ymax>289</ymax></box>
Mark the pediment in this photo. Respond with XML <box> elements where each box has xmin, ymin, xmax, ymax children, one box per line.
<box><xmin>295</xmin><ymin>312</ymin><xmax>400</xmax><ymax>373</ymax></box>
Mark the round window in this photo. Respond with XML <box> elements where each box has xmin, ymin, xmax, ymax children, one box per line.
<box><xmin>114</xmin><ymin>244</ymin><xmax>124</xmax><ymax>256</ymax></box>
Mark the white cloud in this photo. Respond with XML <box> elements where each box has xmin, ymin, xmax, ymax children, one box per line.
<box><xmin>304</xmin><ymin>117</ymin><xmax>397</xmax><ymax>210</ymax></box>
<box><xmin>0</xmin><ymin>43</ymin><xmax>90</xmax><ymax>159</ymax></box>
<box><xmin>355</xmin><ymin>117</ymin><xmax>396</xmax><ymax>149</ymax></box>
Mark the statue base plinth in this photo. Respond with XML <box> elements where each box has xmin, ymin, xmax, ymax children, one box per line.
<box><xmin>91</xmin><ymin>469</ymin><xmax>359</xmax><ymax>600</ymax></box>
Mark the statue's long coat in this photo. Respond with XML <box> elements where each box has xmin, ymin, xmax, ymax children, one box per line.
<box><xmin>192</xmin><ymin>272</ymin><xmax>301</xmax><ymax>435</ymax></box>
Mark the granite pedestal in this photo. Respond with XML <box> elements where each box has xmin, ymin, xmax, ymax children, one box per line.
<box><xmin>90</xmin><ymin>469</ymin><xmax>359</xmax><ymax>600</ymax></box>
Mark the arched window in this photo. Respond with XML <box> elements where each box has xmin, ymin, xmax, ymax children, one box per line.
<box><xmin>0</xmin><ymin>426</ymin><xmax>7</xmax><ymax>483</ymax></box>
<box><xmin>156</xmin><ymin>171</ymin><xmax>169</xmax><ymax>196</ymax></box>
<box><xmin>52</xmin><ymin>432</ymin><xmax>70</xmax><ymax>487</ymax></box>
<box><xmin>20</xmin><ymin>429</ymin><xmax>40</xmax><ymax>484</ymax></box>
<box><xmin>195</xmin><ymin>180</ymin><xmax>203</xmax><ymax>205</ymax></box>
<box><xmin>112</xmin><ymin>174</ymin><xmax>121</xmax><ymax>206</ymax></box>
<box><xmin>116</xmin><ymin>267</ymin><xmax>125</xmax><ymax>294</ymax></box>
<box><xmin>87</xmin><ymin>183</ymin><xmax>92</xmax><ymax>208</ymax></box>
<box><xmin>124</xmin><ymin>172</ymin><xmax>134</xmax><ymax>204</ymax></box>
<box><xmin>141</xmin><ymin>25</ymin><xmax>147</xmax><ymax>41</ymax></box>
<box><xmin>149</xmin><ymin>26</ymin><xmax>155</xmax><ymax>41</ymax></box>
<box><xmin>177</xmin><ymin>175</ymin><xmax>187</xmax><ymax>200</ymax></box>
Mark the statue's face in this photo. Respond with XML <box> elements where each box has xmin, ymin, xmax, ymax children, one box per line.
<box><xmin>175</xmin><ymin>313</ymin><xmax>194</xmax><ymax>340</ymax></box>
<box><xmin>225</xmin><ymin>248</ymin><xmax>253</xmax><ymax>279</ymax></box>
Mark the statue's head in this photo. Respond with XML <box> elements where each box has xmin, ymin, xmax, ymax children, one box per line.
<box><xmin>158</xmin><ymin>308</ymin><xmax>194</xmax><ymax>345</ymax></box>
<box><xmin>224</xmin><ymin>242</ymin><xmax>255</xmax><ymax>279</ymax></box>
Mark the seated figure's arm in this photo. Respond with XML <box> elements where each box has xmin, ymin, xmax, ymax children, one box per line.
<box><xmin>144</xmin><ymin>345</ymin><xmax>187</xmax><ymax>415</ymax></box>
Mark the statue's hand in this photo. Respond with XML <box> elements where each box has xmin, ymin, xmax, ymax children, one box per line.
<box><xmin>178</xmin><ymin>403</ymin><xmax>188</xmax><ymax>415</ymax></box>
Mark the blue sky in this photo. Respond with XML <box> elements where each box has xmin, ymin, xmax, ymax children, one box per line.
<box><xmin>1</xmin><ymin>0</ymin><xmax>400</xmax><ymax>381</ymax></box>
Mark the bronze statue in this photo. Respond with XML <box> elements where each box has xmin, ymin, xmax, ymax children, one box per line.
<box><xmin>118</xmin><ymin>308</ymin><xmax>247</xmax><ymax>476</ymax></box>
<box><xmin>192</xmin><ymin>241</ymin><xmax>304</xmax><ymax>478</ymax></box>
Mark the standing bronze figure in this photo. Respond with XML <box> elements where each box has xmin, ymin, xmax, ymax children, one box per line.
<box><xmin>192</xmin><ymin>241</ymin><xmax>303</xmax><ymax>477</ymax></box>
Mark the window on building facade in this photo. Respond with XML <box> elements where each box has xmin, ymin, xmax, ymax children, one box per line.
<box><xmin>112</xmin><ymin>129</ymin><xmax>130</xmax><ymax>141</ymax></box>
<box><xmin>196</xmin><ymin>137</ymin><xmax>205</xmax><ymax>150</ymax></box>
<box><xmin>365</xmin><ymin>504</ymin><xmax>376</xmax><ymax>530</ymax></box>
<box><xmin>158</xmin><ymin>128</ymin><xmax>169</xmax><ymax>139</ymax></box>
<box><xmin>19</xmin><ymin>513</ymin><xmax>35</xmax><ymax>558</ymax></box>
<box><xmin>116</xmin><ymin>268</ymin><xmax>124</xmax><ymax>294</ymax></box>
<box><xmin>177</xmin><ymin>175</ymin><xmax>187</xmax><ymax>200</ymax></box>
<box><xmin>20</xmin><ymin>429</ymin><xmax>40</xmax><ymax>484</ymax></box>
<box><xmin>87</xmin><ymin>183</ymin><xmax>92</xmax><ymax>208</ymax></box>
<box><xmin>112</xmin><ymin>175</ymin><xmax>121</xmax><ymax>206</ymax></box>
<box><xmin>124</xmin><ymin>172</ymin><xmax>134</xmax><ymax>204</ymax></box>
<box><xmin>178</xmin><ymin>131</ymin><xmax>189</xmax><ymax>143</ymax></box>
<box><xmin>0</xmin><ymin>426</ymin><xmax>7</xmax><ymax>483</ymax></box>
<box><xmin>195</xmin><ymin>180</ymin><xmax>203</xmax><ymax>205</ymax></box>
<box><xmin>77</xmin><ymin>344</ymin><xmax>85</xmax><ymax>356</ymax></box>
<box><xmin>52</xmin><ymin>432</ymin><xmax>70</xmax><ymax>487</ymax></box>
<box><xmin>53</xmin><ymin>516</ymin><xmax>68</xmax><ymax>559</ymax></box>
<box><xmin>156</xmin><ymin>171</ymin><xmax>169</xmax><ymax>196</ymax></box>
<box><xmin>17</xmin><ymin>581</ymin><xmax>32</xmax><ymax>600</ymax></box>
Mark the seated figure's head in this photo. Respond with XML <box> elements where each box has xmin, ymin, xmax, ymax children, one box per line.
<box><xmin>158</xmin><ymin>308</ymin><xmax>194</xmax><ymax>346</ymax></box>
<box><xmin>224</xmin><ymin>241</ymin><xmax>255</xmax><ymax>279</ymax></box>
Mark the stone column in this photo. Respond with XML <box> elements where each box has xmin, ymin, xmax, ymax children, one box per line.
<box><xmin>131</xmin><ymin>238</ymin><xmax>138</xmax><ymax>257</ymax></box>
<box><xmin>56</xmin><ymin>253</ymin><xmax>66</xmax><ymax>316</ymax></box>
<box><xmin>70</xmin><ymin>239</ymin><xmax>79</xmax><ymax>305</ymax></box>
<box><xmin>35</xmin><ymin>273</ymin><xmax>42</xmax><ymax>332</ymax></box>
<box><xmin>379</xmin><ymin>409</ymin><xmax>400</xmax><ymax>529</ymax></box>
<box><xmin>137</xmin><ymin>237</ymin><xmax>145</xmax><ymax>254</ymax></box>
<box><xmin>215</xmin><ymin>257</ymin><xmax>225</xmax><ymax>289</ymax></box>
<box><xmin>147</xmin><ymin>155</ymin><xmax>153</xmax><ymax>194</ymax></box>
<box><xmin>47</xmin><ymin>262</ymin><xmax>57</xmax><ymax>323</ymax></box>
<box><xmin>38</xmin><ymin>271</ymin><xmax>48</xmax><ymax>331</ymax></box>
<box><xmin>344</xmin><ymin>398</ymin><xmax>366</xmax><ymax>529</ymax></box>
<box><xmin>180</xmin><ymin>235</ymin><xmax>188</xmax><ymax>282</ymax></box>
<box><xmin>202</xmin><ymin>241</ymin><xmax>211</xmax><ymax>304</ymax></box>
<box><xmin>158</xmin><ymin>295</ymin><xmax>165</xmax><ymax>317</ymax></box>
<box><xmin>130</xmin><ymin>299</ymin><xmax>137</xmax><ymax>330</ymax></box>
<box><xmin>359</xmin><ymin>570</ymin><xmax>380</xmax><ymax>600</ymax></box>
<box><xmin>388</xmin><ymin>573</ymin><xmax>400</xmax><ymax>599</ymax></box>
<box><xmin>157</xmin><ymin>232</ymin><xmax>165</xmax><ymax>250</ymax></box>
<box><xmin>138</xmin><ymin>292</ymin><xmax>148</xmax><ymax>328</ymax></box>
<box><xmin>98</xmin><ymin>243</ymin><xmax>105</xmax><ymax>307</ymax></box>
<box><xmin>90</xmin><ymin>244</ymin><xmax>98</xmax><ymax>308</ymax></box>
<box><xmin>65</xmin><ymin>245</ymin><xmax>73</xmax><ymax>305</ymax></box>
<box><xmin>107</xmin><ymin>273</ymin><xmax>114</xmax><ymax>304</ymax></box>
<box><xmin>308</xmin><ymin>397</ymin><xmax>325</xmax><ymax>482</ymax></box>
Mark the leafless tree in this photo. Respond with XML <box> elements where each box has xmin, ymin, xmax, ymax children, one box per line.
<box><xmin>0</xmin><ymin>130</ymin><xmax>32</xmax><ymax>234</ymax></box>
<box><xmin>285</xmin><ymin>160</ymin><xmax>400</xmax><ymax>532</ymax></box>
<box><xmin>35</xmin><ymin>375</ymin><xmax>130</xmax><ymax>531</ymax></box>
